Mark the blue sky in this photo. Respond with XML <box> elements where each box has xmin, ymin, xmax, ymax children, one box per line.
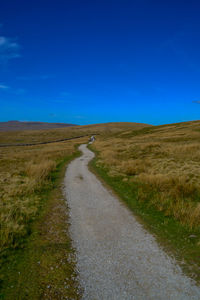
<box><xmin>0</xmin><ymin>0</ymin><xmax>200</xmax><ymax>125</ymax></box>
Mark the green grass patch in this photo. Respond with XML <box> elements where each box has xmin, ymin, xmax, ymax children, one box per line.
<box><xmin>0</xmin><ymin>149</ymin><xmax>82</xmax><ymax>299</ymax></box>
<box><xmin>89</xmin><ymin>145</ymin><xmax>200</xmax><ymax>284</ymax></box>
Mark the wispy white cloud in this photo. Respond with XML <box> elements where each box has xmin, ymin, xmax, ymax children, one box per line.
<box><xmin>0</xmin><ymin>83</ymin><xmax>26</xmax><ymax>95</ymax></box>
<box><xmin>0</xmin><ymin>84</ymin><xmax>10</xmax><ymax>90</ymax></box>
<box><xmin>0</xmin><ymin>36</ymin><xmax>20</xmax><ymax>63</ymax></box>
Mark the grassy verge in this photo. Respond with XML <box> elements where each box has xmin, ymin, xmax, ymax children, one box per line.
<box><xmin>0</xmin><ymin>149</ymin><xmax>82</xmax><ymax>299</ymax></box>
<box><xmin>89</xmin><ymin>145</ymin><xmax>200</xmax><ymax>284</ymax></box>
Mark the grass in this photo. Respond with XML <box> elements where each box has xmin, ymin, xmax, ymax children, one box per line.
<box><xmin>1</xmin><ymin>151</ymin><xmax>83</xmax><ymax>299</ymax></box>
<box><xmin>0</xmin><ymin>138</ymin><xmax>87</xmax><ymax>299</ymax></box>
<box><xmin>92</xmin><ymin>121</ymin><xmax>200</xmax><ymax>229</ymax></box>
<box><xmin>0</xmin><ymin>122</ymin><xmax>147</xmax><ymax>298</ymax></box>
<box><xmin>0</xmin><ymin>140</ymin><xmax>83</xmax><ymax>253</ymax></box>
<box><xmin>90</xmin><ymin>120</ymin><xmax>200</xmax><ymax>283</ymax></box>
<box><xmin>0</xmin><ymin>122</ymin><xmax>148</xmax><ymax>253</ymax></box>
<box><xmin>0</xmin><ymin>121</ymin><xmax>149</xmax><ymax>145</ymax></box>
<box><xmin>2</xmin><ymin>119</ymin><xmax>199</xmax><ymax>296</ymax></box>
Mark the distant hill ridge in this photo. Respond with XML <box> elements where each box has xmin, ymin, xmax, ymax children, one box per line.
<box><xmin>0</xmin><ymin>121</ymin><xmax>77</xmax><ymax>132</ymax></box>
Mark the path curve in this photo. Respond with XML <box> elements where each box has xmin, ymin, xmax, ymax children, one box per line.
<box><xmin>64</xmin><ymin>144</ymin><xmax>200</xmax><ymax>300</ymax></box>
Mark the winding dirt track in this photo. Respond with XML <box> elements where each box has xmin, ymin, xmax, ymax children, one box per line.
<box><xmin>64</xmin><ymin>144</ymin><xmax>200</xmax><ymax>300</ymax></box>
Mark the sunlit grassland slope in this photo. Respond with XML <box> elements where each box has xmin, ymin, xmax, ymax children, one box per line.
<box><xmin>0</xmin><ymin>121</ymin><xmax>150</xmax><ymax>145</ymax></box>
<box><xmin>0</xmin><ymin>122</ymin><xmax>148</xmax><ymax>298</ymax></box>
<box><xmin>0</xmin><ymin>121</ymin><xmax>148</xmax><ymax>253</ymax></box>
<box><xmin>0</xmin><ymin>138</ymin><xmax>87</xmax><ymax>299</ymax></box>
<box><xmin>91</xmin><ymin>120</ymin><xmax>200</xmax><ymax>282</ymax></box>
<box><xmin>0</xmin><ymin>140</ymin><xmax>83</xmax><ymax>253</ymax></box>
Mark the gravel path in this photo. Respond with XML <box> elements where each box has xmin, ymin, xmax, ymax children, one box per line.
<box><xmin>64</xmin><ymin>144</ymin><xmax>200</xmax><ymax>300</ymax></box>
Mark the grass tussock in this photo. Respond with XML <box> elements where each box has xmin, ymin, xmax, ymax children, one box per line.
<box><xmin>26</xmin><ymin>159</ymin><xmax>56</xmax><ymax>181</ymax></box>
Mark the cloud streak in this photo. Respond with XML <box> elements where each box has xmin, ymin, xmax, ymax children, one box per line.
<box><xmin>0</xmin><ymin>84</ymin><xmax>26</xmax><ymax>95</ymax></box>
<box><xmin>0</xmin><ymin>36</ymin><xmax>20</xmax><ymax>63</ymax></box>
<box><xmin>193</xmin><ymin>100</ymin><xmax>200</xmax><ymax>104</ymax></box>
<box><xmin>0</xmin><ymin>84</ymin><xmax>9</xmax><ymax>90</ymax></box>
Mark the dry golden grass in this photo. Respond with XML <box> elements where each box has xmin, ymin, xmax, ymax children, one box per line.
<box><xmin>0</xmin><ymin>138</ymin><xmax>87</xmax><ymax>253</ymax></box>
<box><xmin>0</xmin><ymin>122</ymin><xmax>152</xmax><ymax>298</ymax></box>
<box><xmin>0</xmin><ymin>121</ymin><xmax>150</xmax><ymax>144</ymax></box>
<box><xmin>93</xmin><ymin>120</ymin><xmax>200</xmax><ymax>229</ymax></box>
<box><xmin>0</xmin><ymin>122</ymin><xmax>148</xmax><ymax>253</ymax></box>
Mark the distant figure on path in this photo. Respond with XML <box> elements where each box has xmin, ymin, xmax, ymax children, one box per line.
<box><xmin>89</xmin><ymin>135</ymin><xmax>95</xmax><ymax>144</ymax></box>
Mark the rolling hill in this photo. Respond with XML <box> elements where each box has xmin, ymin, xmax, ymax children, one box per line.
<box><xmin>0</xmin><ymin>120</ymin><xmax>77</xmax><ymax>132</ymax></box>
